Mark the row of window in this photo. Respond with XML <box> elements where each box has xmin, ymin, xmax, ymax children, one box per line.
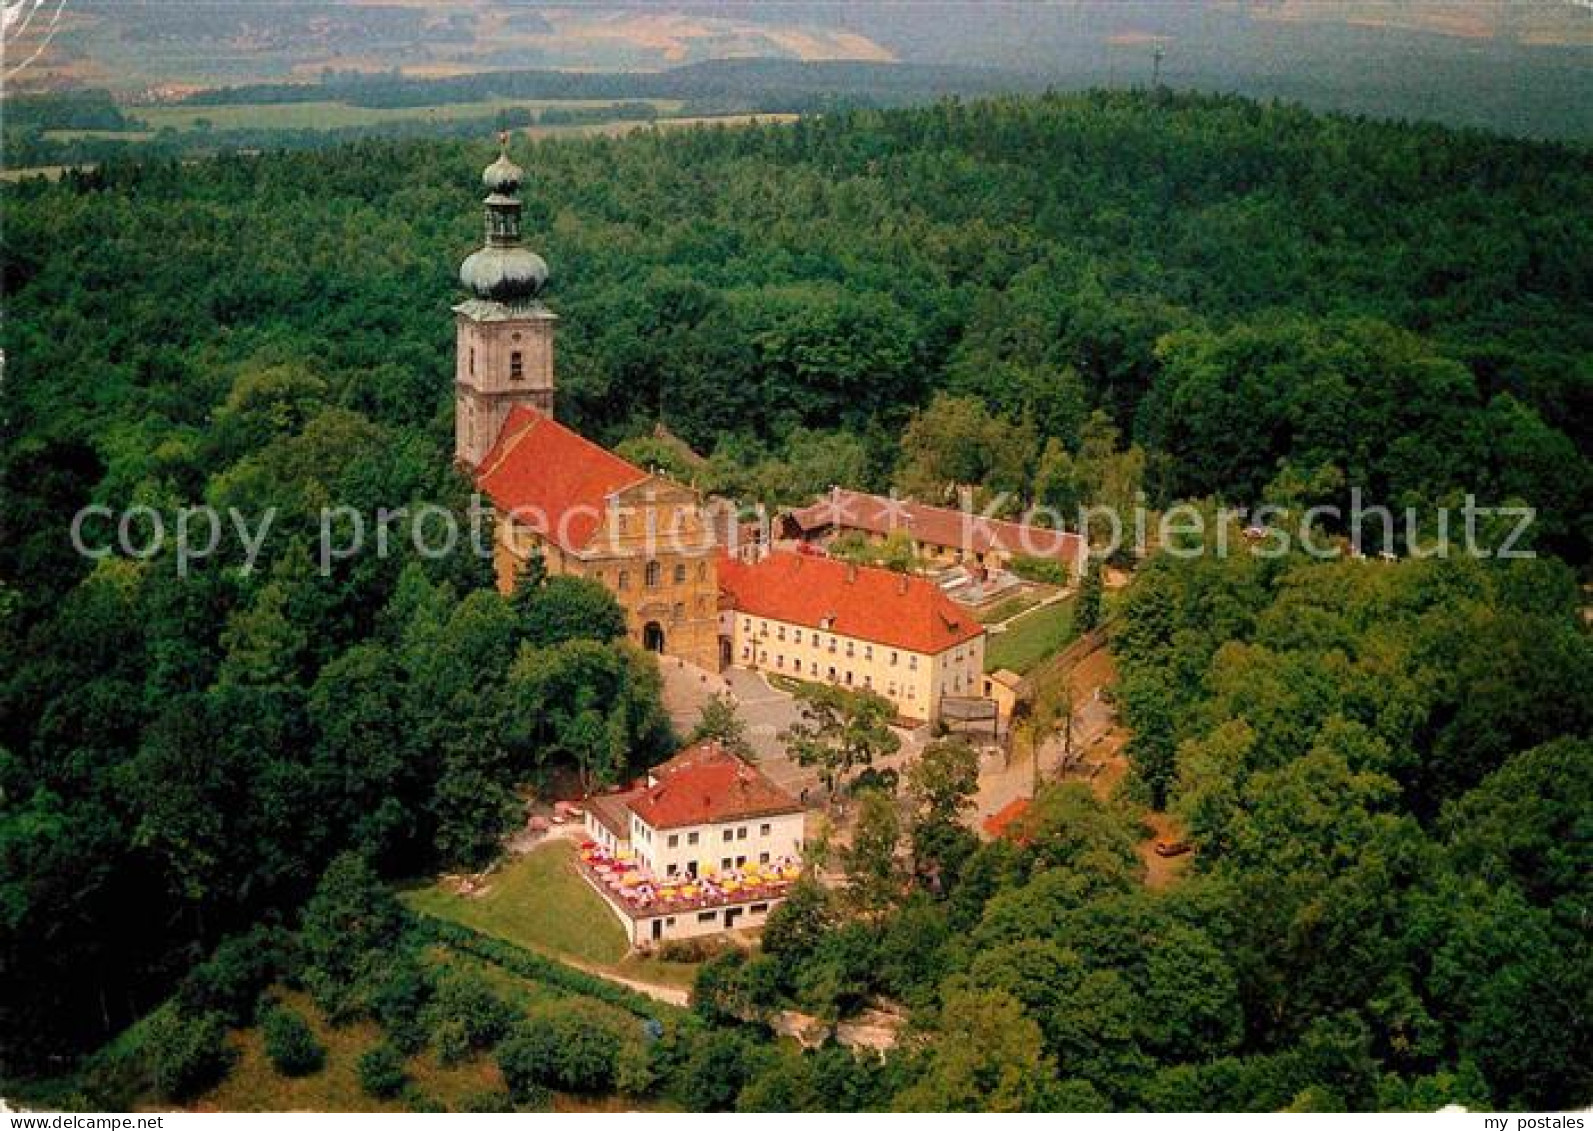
<box><xmin>675</xmin><ymin>901</ymin><xmax>769</xmax><ymax>926</ymax></box>
<box><xmin>612</xmin><ymin>560</ymin><xmax>708</xmax><ymax>590</ymax></box>
<box><xmin>664</xmin><ymin>851</ymin><xmax>773</xmax><ymax>877</ymax></box>
<box><xmin>664</xmin><ymin>822</ymin><xmax>773</xmax><ymax>849</ymax></box>
<box><xmin>742</xmin><ymin>619</ymin><xmax>917</xmax><ymax>669</ymax></box>
<box><xmin>744</xmin><ymin>647</ymin><xmax>925</xmax><ymax>700</ymax></box>
<box><xmin>615</xmin><ymin>511</ymin><xmax>698</xmax><ymax>536</ymax></box>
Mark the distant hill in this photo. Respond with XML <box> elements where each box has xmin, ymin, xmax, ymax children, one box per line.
<box><xmin>4</xmin><ymin>2</ymin><xmax>1589</xmax><ymax>141</ymax></box>
<box><xmin>700</xmin><ymin>0</ymin><xmax>1593</xmax><ymax>140</ymax></box>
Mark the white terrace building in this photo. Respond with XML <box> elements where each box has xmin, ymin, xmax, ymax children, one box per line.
<box><xmin>580</xmin><ymin>741</ymin><xmax>806</xmax><ymax>945</ymax></box>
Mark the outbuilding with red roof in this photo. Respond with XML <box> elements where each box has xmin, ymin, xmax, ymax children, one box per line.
<box><xmin>782</xmin><ymin>487</ymin><xmax>1086</xmax><ymax>578</ymax></box>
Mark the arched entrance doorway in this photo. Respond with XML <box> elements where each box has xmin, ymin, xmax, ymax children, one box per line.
<box><xmin>643</xmin><ymin>621</ymin><xmax>666</xmax><ymax>653</ymax></box>
<box><xmin>719</xmin><ymin>637</ymin><xmax>732</xmax><ymax>671</ymax></box>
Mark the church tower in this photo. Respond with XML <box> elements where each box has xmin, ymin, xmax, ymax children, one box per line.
<box><xmin>454</xmin><ymin>135</ymin><xmax>557</xmax><ymax>469</ymax></box>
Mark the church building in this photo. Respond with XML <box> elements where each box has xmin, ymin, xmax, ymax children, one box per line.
<box><xmin>454</xmin><ymin>139</ymin><xmax>720</xmax><ymax>671</ymax></box>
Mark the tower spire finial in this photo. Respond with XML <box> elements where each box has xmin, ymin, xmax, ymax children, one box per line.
<box><xmin>460</xmin><ymin>137</ymin><xmax>546</xmax><ymax>302</ymax></box>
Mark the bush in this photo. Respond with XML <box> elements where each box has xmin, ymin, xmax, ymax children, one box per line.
<box><xmin>432</xmin><ymin>1019</ymin><xmax>472</xmax><ymax>1067</ymax></box>
<box><xmin>497</xmin><ymin>1004</ymin><xmax>625</xmax><ymax>1095</ymax></box>
<box><xmin>412</xmin><ymin>917</ymin><xmax>659</xmax><ymax>1018</ymax></box>
<box><xmin>793</xmin><ymin>922</ymin><xmax>881</xmax><ymax>1017</ymax></box>
<box><xmin>1008</xmin><ymin>555</ymin><xmax>1070</xmax><ymax>585</ymax></box>
<box><xmin>1073</xmin><ymin>559</ymin><xmax>1105</xmax><ymax>633</ymax></box>
<box><xmin>144</xmin><ymin>1005</ymin><xmax>237</xmax><ymax>1101</ymax></box>
<box><xmin>679</xmin><ymin>1027</ymin><xmax>759</xmax><ymax>1112</ymax></box>
<box><xmin>496</xmin><ymin>1028</ymin><xmax>557</xmax><ymax>1104</ymax></box>
<box><xmin>177</xmin><ymin>927</ymin><xmax>293</xmax><ymax>1025</ymax></box>
<box><xmin>357</xmin><ymin>1043</ymin><xmax>407</xmax><ymax>1099</ymax></box>
<box><xmin>422</xmin><ymin>967</ymin><xmax>516</xmax><ymax>1060</ymax></box>
<box><xmin>459</xmin><ymin>1089</ymin><xmax>518</xmax><ymax>1112</ymax></box>
<box><xmin>657</xmin><ymin>935</ymin><xmax>734</xmax><ymax>963</ymax></box>
<box><xmin>693</xmin><ymin>951</ymin><xmax>780</xmax><ymax>1024</ymax></box>
<box><xmin>615</xmin><ymin>1038</ymin><xmax>658</xmax><ymax>1097</ymax></box>
<box><xmin>261</xmin><ymin>1005</ymin><xmax>325</xmax><ymax>1077</ymax></box>
<box><xmin>367</xmin><ymin>952</ymin><xmax>435</xmax><ymax>1053</ymax></box>
<box><xmin>513</xmin><ymin>1080</ymin><xmax>554</xmax><ymax>1112</ymax></box>
<box><xmin>850</xmin><ymin>766</ymin><xmax>899</xmax><ymax>795</ymax></box>
<box><xmin>300</xmin><ymin>853</ymin><xmax>409</xmax><ymax>1020</ymax></box>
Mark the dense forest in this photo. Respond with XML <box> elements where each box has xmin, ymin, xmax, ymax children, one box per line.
<box><xmin>2</xmin><ymin>91</ymin><xmax>1589</xmax><ymax>1107</ymax></box>
<box><xmin>696</xmin><ymin>546</ymin><xmax>1589</xmax><ymax>1111</ymax></box>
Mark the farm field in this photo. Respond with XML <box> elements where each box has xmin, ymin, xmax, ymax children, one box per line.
<box><xmin>555</xmin><ymin>112</ymin><xmax>798</xmax><ymax>136</ymax></box>
<box><xmin>129</xmin><ymin>97</ymin><xmax>683</xmax><ymax>133</ymax></box>
<box><xmin>40</xmin><ymin>129</ymin><xmax>158</xmax><ymax>142</ymax></box>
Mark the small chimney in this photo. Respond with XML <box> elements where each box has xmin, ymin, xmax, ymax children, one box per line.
<box><xmin>846</xmin><ymin>563</ymin><xmax>858</xmax><ymax>584</ymax></box>
<box><xmin>897</xmin><ymin>575</ymin><xmax>909</xmax><ymax>595</ymax></box>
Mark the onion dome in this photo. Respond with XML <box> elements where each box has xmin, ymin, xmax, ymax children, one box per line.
<box><xmin>483</xmin><ymin>150</ymin><xmax>523</xmax><ymax>194</ymax></box>
<box><xmin>459</xmin><ymin>133</ymin><xmax>548</xmax><ymax>302</ymax></box>
<box><xmin>460</xmin><ymin>244</ymin><xmax>548</xmax><ymax>302</ymax></box>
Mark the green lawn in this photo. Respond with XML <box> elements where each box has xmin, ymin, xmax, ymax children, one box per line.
<box><xmin>976</xmin><ymin>593</ymin><xmax>1039</xmax><ymax>624</ymax></box>
<box><xmin>984</xmin><ymin>596</ymin><xmax>1078</xmax><ymax>675</ymax></box>
<box><xmin>401</xmin><ymin>840</ymin><xmax>628</xmax><ymax>966</ymax></box>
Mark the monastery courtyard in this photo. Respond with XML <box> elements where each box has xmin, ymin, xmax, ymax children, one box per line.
<box><xmin>657</xmin><ymin>655</ymin><xmax>931</xmax><ymax>801</ymax></box>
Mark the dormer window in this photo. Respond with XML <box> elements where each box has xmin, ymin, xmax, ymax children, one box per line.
<box><xmin>510</xmin><ymin>351</ymin><xmax>524</xmax><ymax>381</ymax></box>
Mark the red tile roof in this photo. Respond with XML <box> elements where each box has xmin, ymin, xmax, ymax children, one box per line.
<box><xmin>982</xmin><ymin>797</ymin><xmax>1031</xmax><ymax>841</ymax></box>
<box><xmin>627</xmin><ymin>741</ymin><xmax>801</xmax><ymax>830</ymax></box>
<box><xmin>475</xmin><ymin>406</ymin><xmax>649</xmax><ymax>553</ymax></box>
<box><xmin>718</xmin><ymin>550</ymin><xmax>985</xmax><ymax>656</ymax></box>
<box><xmin>787</xmin><ymin>488</ymin><xmax>1085</xmax><ymax>569</ymax></box>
